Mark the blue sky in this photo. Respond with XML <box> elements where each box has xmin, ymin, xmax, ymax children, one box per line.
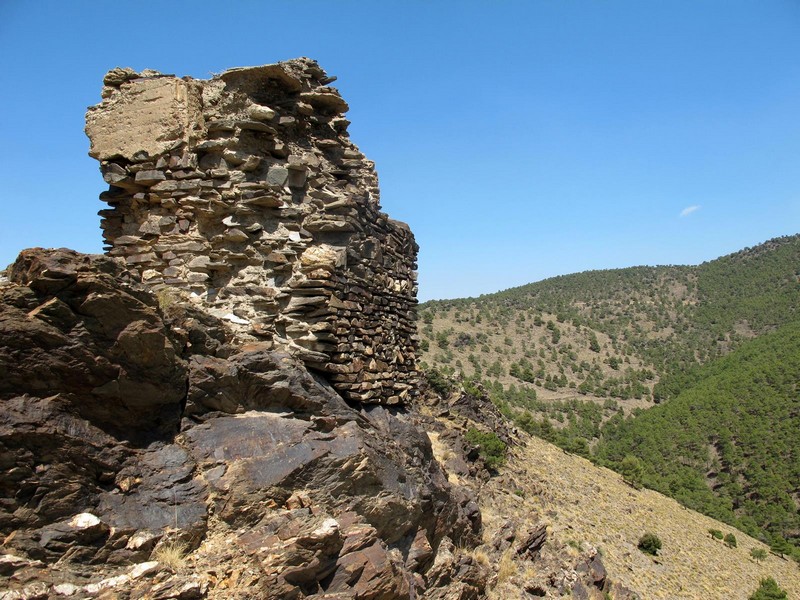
<box><xmin>1</xmin><ymin>1</ymin><xmax>798</xmax><ymax>301</ymax></box>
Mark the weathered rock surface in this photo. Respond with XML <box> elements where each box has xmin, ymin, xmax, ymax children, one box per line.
<box><xmin>0</xmin><ymin>248</ymin><xmax>483</xmax><ymax>599</ymax></box>
<box><xmin>416</xmin><ymin>378</ymin><xmax>642</xmax><ymax>599</ymax></box>
<box><xmin>87</xmin><ymin>75</ymin><xmax>204</xmax><ymax>162</ymax></box>
<box><xmin>86</xmin><ymin>58</ymin><xmax>419</xmax><ymax>406</ymax></box>
<box><xmin>0</xmin><ymin>248</ymin><xmax>186</xmax><ymax>442</ymax></box>
<box><xmin>0</xmin><ymin>249</ymin><xmax>203</xmax><ymax>570</ymax></box>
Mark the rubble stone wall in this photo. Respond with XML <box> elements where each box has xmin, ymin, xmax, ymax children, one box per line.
<box><xmin>85</xmin><ymin>59</ymin><xmax>419</xmax><ymax>405</ymax></box>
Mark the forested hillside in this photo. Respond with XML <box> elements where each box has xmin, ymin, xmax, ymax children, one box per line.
<box><xmin>595</xmin><ymin>321</ymin><xmax>800</xmax><ymax>554</ymax></box>
<box><xmin>418</xmin><ymin>234</ymin><xmax>800</xmax><ymax>558</ymax></box>
<box><xmin>421</xmin><ymin>234</ymin><xmax>799</xmax><ymax>400</ymax></box>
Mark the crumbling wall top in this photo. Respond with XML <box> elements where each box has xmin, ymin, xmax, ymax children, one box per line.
<box><xmin>85</xmin><ymin>59</ymin><xmax>419</xmax><ymax>405</ymax></box>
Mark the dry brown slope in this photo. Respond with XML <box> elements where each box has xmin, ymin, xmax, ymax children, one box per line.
<box><xmin>480</xmin><ymin>434</ymin><xmax>800</xmax><ymax>599</ymax></box>
<box><xmin>419</xmin><ymin>306</ymin><xmax>655</xmax><ymax>410</ymax></box>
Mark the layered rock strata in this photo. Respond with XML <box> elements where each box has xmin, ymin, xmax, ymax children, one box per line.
<box><xmin>85</xmin><ymin>59</ymin><xmax>418</xmax><ymax>405</ymax></box>
<box><xmin>0</xmin><ymin>248</ymin><xmax>482</xmax><ymax>599</ymax></box>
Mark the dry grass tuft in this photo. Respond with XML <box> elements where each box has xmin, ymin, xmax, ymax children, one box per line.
<box><xmin>154</xmin><ymin>540</ymin><xmax>188</xmax><ymax>571</ymax></box>
<box><xmin>496</xmin><ymin>549</ymin><xmax>517</xmax><ymax>584</ymax></box>
<box><xmin>471</xmin><ymin>547</ymin><xmax>491</xmax><ymax>567</ymax></box>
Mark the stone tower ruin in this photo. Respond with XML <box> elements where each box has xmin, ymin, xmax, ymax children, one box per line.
<box><xmin>85</xmin><ymin>59</ymin><xmax>418</xmax><ymax>405</ymax></box>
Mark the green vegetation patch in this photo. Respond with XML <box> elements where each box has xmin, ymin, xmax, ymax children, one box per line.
<box><xmin>749</xmin><ymin>577</ymin><xmax>788</xmax><ymax>600</ymax></box>
<box><xmin>465</xmin><ymin>428</ymin><xmax>507</xmax><ymax>470</ymax></box>
<box><xmin>596</xmin><ymin>321</ymin><xmax>800</xmax><ymax>559</ymax></box>
<box><xmin>637</xmin><ymin>532</ymin><xmax>662</xmax><ymax>556</ymax></box>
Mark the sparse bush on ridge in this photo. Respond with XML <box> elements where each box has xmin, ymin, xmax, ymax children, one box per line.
<box><xmin>750</xmin><ymin>548</ymin><xmax>767</xmax><ymax>563</ymax></box>
<box><xmin>465</xmin><ymin>428</ymin><xmax>507</xmax><ymax>470</ymax></box>
<box><xmin>461</xmin><ymin>376</ymin><xmax>482</xmax><ymax>398</ymax></box>
<box><xmin>619</xmin><ymin>455</ymin><xmax>644</xmax><ymax>489</ymax></box>
<box><xmin>424</xmin><ymin>367</ymin><xmax>453</xmax><ymax>396</ymax></box>
<box><xmin>637</xmin><ymin>532</ymin><xmax>662</xmax><ymax>556</ymax></box>
<box><xmin>769</xmin><ymin>536</ymin><xmax>794</xmax><ymax>560</ymax></box>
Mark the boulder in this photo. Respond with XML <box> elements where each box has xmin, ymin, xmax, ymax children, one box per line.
<box><xmin>516</xmin><ymin>523</ymin><xmax>547</xmax><ymax>561</ymax></box>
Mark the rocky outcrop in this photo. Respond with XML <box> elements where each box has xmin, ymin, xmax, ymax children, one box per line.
<box><xmin>0</xmin><ymin>248</ymin><xmax>482</xmax><ymax>599</ymax></box>
<box><xmin>0</xmin><ymin>249</ymin><xmax>204</xmax><ymax>570</ymax></box>
<box><xmin>0</xmin><ymin>249</ymin><xmax>186</xmax><ymax>444</ymax></box>
<box><xmin>416</xmin><ymin>377</ymin><xmax>643</xmax><ymax>600</ymax></box>
<box><xmin>85</xmin><ymin>59</ymin><xmax>418</xmax><ymax>406</ymax></box>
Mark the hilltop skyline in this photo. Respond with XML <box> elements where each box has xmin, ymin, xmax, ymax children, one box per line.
<box><xmin>1</xmin><ymin>1</ymin><xmax>798</xmax><ymax>300</ymax></box>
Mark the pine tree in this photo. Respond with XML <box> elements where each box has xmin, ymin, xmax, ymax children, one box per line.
<box><xmin>749</xmin><ymin>577</ymin><xmax>788</xmax><ymax>600</ymax></box>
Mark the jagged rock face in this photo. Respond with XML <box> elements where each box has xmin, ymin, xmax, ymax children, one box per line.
<box><xmin>0</xmin><ymin>249</ymin><xmax>198</xmax><ymax>551</ymax></box>
<box><xmin>0</xmin><ymin>249</ymin><xmax>482</xmax><ymax>599</ymax></box>
<box><xmin>0</xmin><ymin>248</ymin><xmax>186</xmax><ymax>443</ymax></box>
<box><xmin>85</xmin><ymin>59</ymin><xmax>419</xmax><ymax>406</ymax></box>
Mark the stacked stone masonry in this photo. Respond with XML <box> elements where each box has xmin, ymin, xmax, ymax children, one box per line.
<box><xmin>85</xmin><ymin>59</ymin><xmax>419</xmax><ymax>405</ymax></box>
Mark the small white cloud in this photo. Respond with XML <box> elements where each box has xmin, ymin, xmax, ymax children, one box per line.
<box><xmin>680</xmin><ymin>205</ymin><xmax>701</xmax><ymax>218</ymax></box>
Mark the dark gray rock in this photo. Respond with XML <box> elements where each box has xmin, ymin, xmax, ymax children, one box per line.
<box><xmin>0</xmin><ymin>394</ymin><xmax>127</xmax><ymax>536</ymax></box>
<box><xmin>0</xmin><ymin>248</ymin><xmax>484</xmax><ymax>598</ymax></box>
<box><xmin>491</xmin><ymin>518</ymin><xmax>518</xmax><ymax>552</ymax></box>
<box><xmin>1</xmin><ymin>248</ymin><xmax>186</xmax><ymax>443</ymax></box>
<box><xmin>185</xmin><ymin>349</ymin><xmax>355</xmax><ymax>419</ymax></box>
<box><xmin>37</xmin><ymin>513</ymin><xmax>110</xmax><ymax>556</ymax></box>
<box><xmin>97</xmin><ymin>444</ymin><xmax>207</xmax><ymax>539</ymax></box>
<box><xmin>516</xmin><ymin>523</ymin><xmax>547</xmax><ymax>561</ymax></box>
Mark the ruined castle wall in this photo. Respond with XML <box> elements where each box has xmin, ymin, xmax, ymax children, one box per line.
<box><xmin>85</xmin><ymin>59</ymin><xmax>418</xmax><ymax>405</ymax></box>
